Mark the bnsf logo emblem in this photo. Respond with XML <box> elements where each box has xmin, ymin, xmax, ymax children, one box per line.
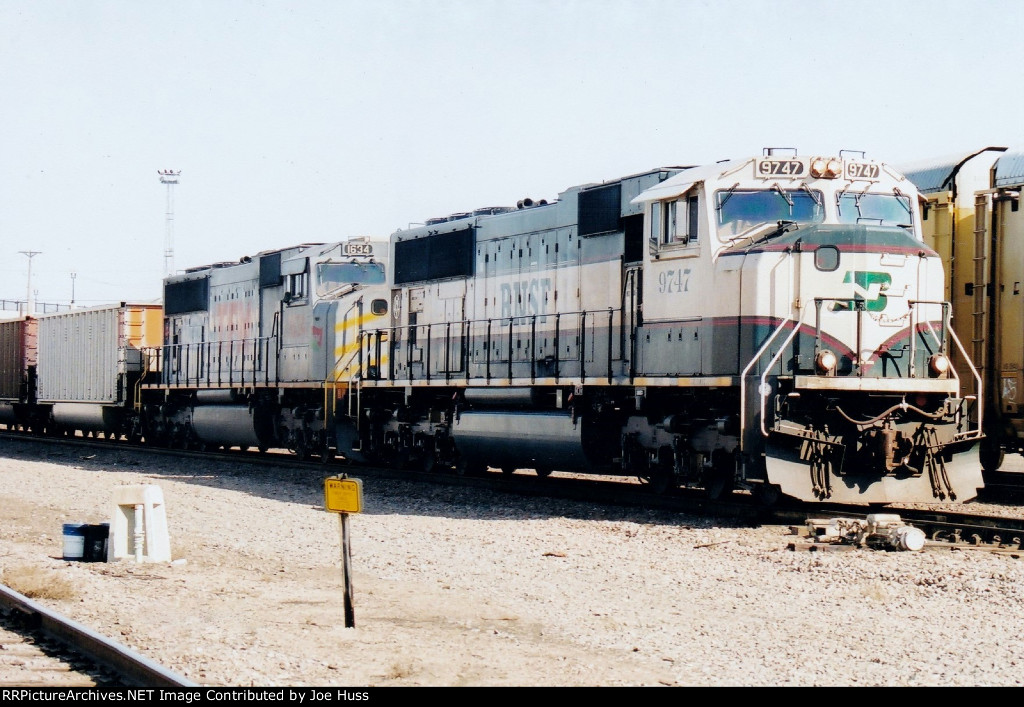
<box><xmin>832</xmin><ymin>271</ymin><xmax>891</xmax><ymax>312</ymax></box>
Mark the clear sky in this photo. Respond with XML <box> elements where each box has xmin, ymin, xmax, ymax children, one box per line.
<box><xmin>2</xmin><ymin>0</ymin><xmax>1022</xmax><ymax>309</ymax></box>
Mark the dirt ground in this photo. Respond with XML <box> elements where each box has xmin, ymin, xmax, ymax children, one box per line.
<box><xmin>3</xmin><ymin>436</ymin><xmax>1024</xmax><ymax>687</ymax></box>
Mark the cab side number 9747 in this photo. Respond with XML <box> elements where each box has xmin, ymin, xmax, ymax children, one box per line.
<box><xmin>658</xmin><ymin>268</ymin><xmax>690</xmax><ymax>294</ymax></box>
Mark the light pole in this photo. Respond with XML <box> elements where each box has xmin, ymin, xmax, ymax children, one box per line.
<box><xmin>71</xmin><ymin>272</ymin><xmax>76</xmax><ymax>308</ymax></box>
<box><xmin>158</xmin><ymin>169</ymin><xmax>181</xmax><ymax>277</ymax></box>
<box><xmin>18</xmin><ymin>250</ymin><xmax>41</xmax><ymax>315</ymax></box>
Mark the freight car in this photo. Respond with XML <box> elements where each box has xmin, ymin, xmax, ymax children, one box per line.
<box><xmin>0</xmin><ymin>304</ymin><xmax>162</xmax><ymax>439</ymax></box>
<box><xmin>903</xmin><ymin>147</ymin><xmax>1024</xmax><ymax>472</ymax></box>
<box><xmin>36</xmin><ymin>303</ymin><xmax>163</xmax><ymax>440</ymax></box>
<box><xmin>340</xmin><ymin>149</ymin><xmax>983</xmax><ymax>505</ymax></box>
<box><xmin>0</xmin><ymin>316</ymin><xmax>37</xmax><ymax>430</ymax></box>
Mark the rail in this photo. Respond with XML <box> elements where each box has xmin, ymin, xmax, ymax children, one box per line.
<box><xmin>0</xmin><ymin>583</ymin><xmax>197</xmax><ymax>687</ymax></box>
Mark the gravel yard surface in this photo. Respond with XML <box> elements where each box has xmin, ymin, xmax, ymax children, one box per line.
<box><xmin>2</xmin><ymin>436</ymin><xmax>1024</xmax><ymax>687</ymax></box>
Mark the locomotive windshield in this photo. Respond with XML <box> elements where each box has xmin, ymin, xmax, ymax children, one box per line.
<box><xmin>836</xmin><ymin>191</ymin><xmax>913</xmax><ymax>226</ymax></box>
<box><xmin>716</xmin><ymin>188</ymin><xmax>825</xmax><ymax>238</ymax></box>
<box><xmin>316</xmin><ymin>261</ymin><xmax>386</xmax><ymax>296</ymax></box>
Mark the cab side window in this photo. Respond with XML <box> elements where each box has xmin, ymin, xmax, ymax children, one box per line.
<box><xmin>285</xmin><ymin>272</ymin><xmax>308</xmax><ymax>302</ymax></box>
<box><xmin>650</xmin><ymin>201</ymin><xmax>662</xmax><ymax>246</ymax></box>
<box><xmin>662</xmin><ymin>200</ymin><xmax>678</xmax><ymax>244</ymax></box>
<box><xmin>686</xmin><ymin>194</ymin><xmax>699</xmax><ymax>244</ymax></box>
<box><xmin>657</xmin><ymin>194</ymin><xmax>700</xmax><ymax>246</ymax></box>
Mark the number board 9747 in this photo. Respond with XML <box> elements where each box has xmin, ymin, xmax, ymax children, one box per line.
<box><xmin>756</xmin><ymin>158</ymin><xmax>807</xmax><ymax>179</ymax></box>
<box><xmin>845</xmin><ymin>162</ymin><xmax>880</xmax><ymax>181</ymax></box>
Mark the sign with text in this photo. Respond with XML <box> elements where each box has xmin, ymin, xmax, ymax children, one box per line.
<box><xmin>324</xmin><ymin>476</ymin><xmax>363</xmax><ymax>514</ymax></box>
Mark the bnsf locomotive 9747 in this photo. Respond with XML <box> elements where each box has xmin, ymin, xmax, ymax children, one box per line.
<box><xmin>0</xmin><ymin>149</ymin><xmax>984</xmax><ymax>505</ymax></box>
<box><xmin>350</xmin><ymin>149</ymin><xmax>982</xmax><ymax>504</ymax></box>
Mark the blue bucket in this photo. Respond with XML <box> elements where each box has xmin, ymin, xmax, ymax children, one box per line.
<box><xmin>62</xmin><ymin>523</ymin><xmax>86</xmax><ymax>560</ymax></box>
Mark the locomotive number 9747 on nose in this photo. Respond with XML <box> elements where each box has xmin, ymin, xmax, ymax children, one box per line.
<box><xmin>347</xmin><ymin>148</ymin><xmax>982</xmax><ymax>505</ymax></box>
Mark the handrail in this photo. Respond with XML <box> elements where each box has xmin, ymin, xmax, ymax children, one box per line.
<box><xmin>946</xmin><ymin>321</ymin><xmax>984</xmax><ymax>440</ymax></box>
<box><xmin>364</xmin><ymin>306</ymin><xmax>621</xmax><ymax>384</ymax></box>
<box><xmin>752</xmin><ymin>298</ymin><xmax>982</xmax><ymax>441</ymax></box>
<box><xmin>161</xmin><ymin>335</ymin><xmax>276</xmax><ymax>387</ymax></box>
<box><xmin>325</xmin><ymin>344</ymin><xmax>364</xmax><ymax>435</ymax></box>
<box><xmin>756</xmin><ymin>305</ymin><xmax>810</xmax><ymax>437</ymax></box>
<box><xmin>738</xmin><ymin>306</ymin><xmax>804</xmax><ymax>448</ymax></box>
<box><xmin>134</xmin><ymin>347</ymin><xmax>162</xmax><ymax>411</ymax></box>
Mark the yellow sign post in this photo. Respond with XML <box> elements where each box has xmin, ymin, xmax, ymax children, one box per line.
<box><xmin>324</xmin><ymin>475</ymin><xmax>363</xmax><ymax>628</ymax></box>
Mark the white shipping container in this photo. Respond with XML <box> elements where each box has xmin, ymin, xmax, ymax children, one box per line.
<box><xmin>36</xmin><ymin>304</ymin><xmax>162</xmax><ymax>404</ymax></box>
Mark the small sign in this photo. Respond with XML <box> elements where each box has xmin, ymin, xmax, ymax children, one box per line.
<box><xmin>325</xmin><ymin>476</ymin><xmax>363</xmax><ymax>513</ymax></box>
<box><xmin>756</xmin><ymin>158</ymin><xmax>807</xmax><ymax>179</ymax></box>
<box><xmin>343</xmin><ymin>242</ymin><xmax>373</xmax><ymax>256</ymax></box>
<box><xmin>845</xmin><ymin>162</ymin><xmax>880</xmax><ymax>181</ymax></box>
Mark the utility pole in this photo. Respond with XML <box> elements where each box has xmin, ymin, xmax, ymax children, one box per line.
<box><xmin>158</xmin><ymin>169</ymin><xmax>181</xmax><ymax>278</ymax></box>
<box><xmin>70</xmin><ymin>272</ymin><xmax>76</xmax><ymax>307</ymax></box>
<box><xmin>18</xmin><ymin>250</ymin><xmax>41</xmax><ymax>315</ymax></box>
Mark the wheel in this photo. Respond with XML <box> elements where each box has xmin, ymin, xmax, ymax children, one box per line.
<box><xmin>703</xmin><ymin>471</ymin><xmax>733</xmax><ymax>500</ymax></box>
<box><xmin>534</xmin><ymin>467</ymin><xmax>552</xmax><ymax>478</ymax></box>
<box><xmin>455</xmin><ymin>457</ymin><xmax>486</xmax><ymax>477</ymax></box>
<box><xmin>419</xmin><ymin>452</ymin><xmax>438</xmax><ymax>473</ymax></box>
<box><xmin>293</xmin><ymin>438</ymin><xmax>311</xmax><ymax>461</ymax></box>
<box><xmin>645</xmin><ymin>471</ymin><xmax>674</xmax><ymax>494</ymax></box>
<box><xmin>640</xmin><ymin>465</ymin><xmax>675</xmax><ymax>494</ymax></box>
<box><xmin>703</xmin><ymin>451</ymin><xmax>735</xmax><ymax>500</ymax></box>
<box><xmin>980</xmin><ymin>436</ymin><xmax>1005</xmax><ymax>473</ymax></box>
<box><xmin>752</xmin><ymin>482</ymin><xmax>781</xmax><ymax>507</ymax></box>
<box><xmin>501</xmin><ymin>467</ymin><xmax>516</xmax><ymax>475</ymax></box>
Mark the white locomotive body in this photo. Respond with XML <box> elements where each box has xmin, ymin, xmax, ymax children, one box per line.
<box><xmin>350</xmin><ymin>150</ymin><xmax>982</xmax><ymax>504</ymax></box>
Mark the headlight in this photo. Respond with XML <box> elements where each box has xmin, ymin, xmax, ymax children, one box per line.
<box><xmin>929</xmin><ymin>353</ymin><xmax>951</xmax><ymax>377</ymax></box>
<box><xmin>815</xmin><ymin>349</ymin><xmax>838</xmax><ymax>374</ymax></box>
<box><xmin>809</xmin><ymin>157</ymin><xmax>843</xmax><ymax>179</ymax></box>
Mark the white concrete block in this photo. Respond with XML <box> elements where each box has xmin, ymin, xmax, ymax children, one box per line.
<box><xmin>107</xmin><ymin>484</ymin><xmax>171</xmax><ymax>563</ymax></box>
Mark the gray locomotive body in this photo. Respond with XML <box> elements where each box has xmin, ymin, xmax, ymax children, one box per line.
<box><xmin>352</xmin><ymin>152</ymin><xmax>982</xmax><ymax>504</ymax></box>
<box><xmin>144</xmin><ymin>238</ymin><xmax>390</xmax><ymax>459</ymax></box>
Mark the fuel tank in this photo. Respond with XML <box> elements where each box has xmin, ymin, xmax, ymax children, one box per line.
<box><xmin>451</xmin><ymin>410</ymin><xmax>593</xmax><ymax>472</ymax></box>
<box><xmin>52</xmin><ymin>403</ymin><xmax>121</xmax><ymax>432</ymax></box>
<box><xmin>190</xmin><ymin>405</ymin><xmax>273</xmax><ymax>448</ymax></box>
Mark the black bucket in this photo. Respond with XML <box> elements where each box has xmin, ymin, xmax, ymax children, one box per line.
<box><xmin>81</xmin><ymin>523</ymin><xmax>109</xmax><ymax>562</ymax></box>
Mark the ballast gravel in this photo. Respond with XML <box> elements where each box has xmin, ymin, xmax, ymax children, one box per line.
<box><xmin>1</xmin><ymin>436</ymin><xmax>1023</xmax><ymax>687</ymax></box>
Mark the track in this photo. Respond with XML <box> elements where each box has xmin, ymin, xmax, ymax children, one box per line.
<box><xmin>4</xmin><ymin>427</ymin><xmax>1024</xmax><ymax>559</ymax></box>
<box><xmin>0</xmin><ymin>584</ymin><xmax>197</xmax><ymax>687</ymax></box>
<box><xmin>0</xmin><ymin>609</ymin><xmax>110</xmax><ymax>687</ymax></box>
